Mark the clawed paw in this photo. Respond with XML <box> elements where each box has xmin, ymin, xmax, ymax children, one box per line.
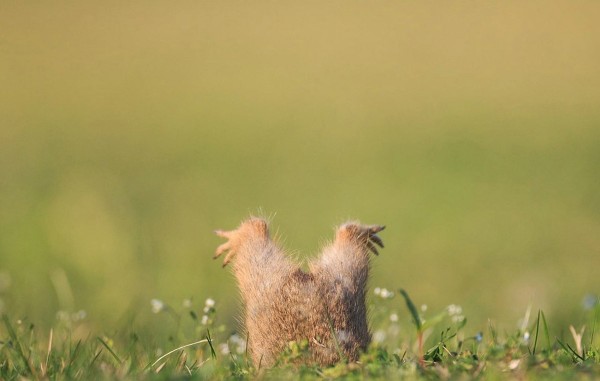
<box><xmin>213</xmin><ymin>229</ymin><xmax>236</xmax><ymax>267</ymax></box>
<box><xmin>214</xmin><ymin>218</ymin><xmax>269</xmax><ymax>267</ymax></box>
<box><xmin>337</xmin><ymin>223</ymin><xmax>385</xmax><ymax>255</ymax></box>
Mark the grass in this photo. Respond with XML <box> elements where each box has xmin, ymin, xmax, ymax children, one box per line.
<box><xmin>1</xmin><ymin>290</ymin><xmax>599</xmax><ymax>380</ymax></box>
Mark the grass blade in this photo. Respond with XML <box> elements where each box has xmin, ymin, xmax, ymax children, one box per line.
<box><xmin>206</xmin><ymin>329</ymin><xmax>217</xmax><ymax>360</ymax></box>
<box><xmin>532</xmin><ymin>310</ymin><xmax>540</xmax><ymax>355</ymax></box>
<box><xmin>67</xmin><ymin>339</ymin><xmax>82</xmax><ymax>370</ymax></box>
<box><xmin>43</xmin><ymin>328</ymin><xmax>53</xmax><ymax>376</ymax></box>
<box><xmin>147</xmin><ymin>339</ymin><xmax>208</xmax><ymax>369</ymax></box>
<box><xmin>90</xmin><ymin>349</ymin><xmax>103</xmax><ymax>368</ymax></box>
<box><xmin>2</xmin><ymin>314</ymin><xmax>36</xmax><ymax>376</ymax></box>
<box><xmin>399</xmin><ymin>289</ymin><xmax>422</xmax><ymax>331</ymax></box>
<box><xmin>97</xmin><ymin>337</ymin><xmax>123</xmax><ymax>364</ymax></box>
<box><xmin>591</xmin><ymin>300</ymin><xmax>599</xmax><ymax>347</ymax></box>
<box><xmin>540</xmin><ymin>311</ymin><xmax>550</xmax><ymax>350</ymax></box>
<box><xmin>556</xmin><ymin>337</ymin><xmax>584</xmax><ymax>362</ymax></box>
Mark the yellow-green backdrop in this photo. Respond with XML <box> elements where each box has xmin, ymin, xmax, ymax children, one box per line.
<box><xmin>1</xmin><ymin>1</ymin><xmax>599</xmax><ymax>335</ymax></box>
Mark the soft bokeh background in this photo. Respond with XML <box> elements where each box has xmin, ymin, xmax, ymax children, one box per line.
<box><xmin>1</xmin><ymin>2</ymin><xmax>599</xmax><ymax>335</ymax></box>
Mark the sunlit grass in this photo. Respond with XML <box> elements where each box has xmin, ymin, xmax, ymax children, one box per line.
<box><xmin>1</xmin><ymin>290</ymin><xmax>599</xmax><ymax>379</ymax></box>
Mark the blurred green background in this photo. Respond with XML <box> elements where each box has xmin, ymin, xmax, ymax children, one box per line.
<box><xmin>1</xmin><ymin>2</ymin><xmax>599</xmax><ymax>335</ymax></box>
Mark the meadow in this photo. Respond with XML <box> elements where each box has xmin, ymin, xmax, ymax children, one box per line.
<box><xmin>1</xmin><ymin>1</ymin><xmax>600</xmax><ymax>379</ymax></box>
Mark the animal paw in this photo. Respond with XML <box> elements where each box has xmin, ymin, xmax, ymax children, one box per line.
<box><xmin>214</xmin><ymin>217</ymin><xmax>269</xmax><ymax>267</ymax></box>
<box><xmin>336</xmin><ymin>223</ymin><xmax>385</xmax><ymax>255</ymax></box>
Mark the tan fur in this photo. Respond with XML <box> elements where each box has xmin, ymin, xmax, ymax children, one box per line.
<box><xmin>214</xmin><ymin>217</ymin><xmax>385</xmax><ymax>367</ymax></box>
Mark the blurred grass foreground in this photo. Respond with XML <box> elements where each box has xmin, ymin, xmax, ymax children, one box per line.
<box><xmin>1</xmin><ymin>1</ymin><xmax>599</xmax><ymax>339</ymax></box>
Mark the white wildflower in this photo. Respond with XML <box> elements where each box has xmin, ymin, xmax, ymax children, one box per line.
<box><xmin>230</xmin><ymin>333</ymin><xmax>243</xmax><ymax>344</ymax></box>
<box><xmin>421</xmin><ymin>304</ymin><xmax>428</xmax><ymax>312</ymax></box>
<box><xmin>229</xmin><ymin>333</ymin><xmax>246</xmax><ymax>354</ymax></box>
<box><xmin>389</xmin><ymin>313</ymin><xmax>399</xmax><ymax>323</ymax></box>
<box><xmin>218</xmin><ymin>343</ymin><xmax>230</xmax><ymax>355</ymax></box>
<box><xmin>447</xmin><ymin>304</ymin><xmax>462</xmax><ymax>316</ymax></box>
<box><xmin>447</xmin><ymin>304</ymin><xmax>464</xmax><ymax>323</ymax></box>
<box><xmin>151</xmin><ymin>299</ymin><xmax>165</xmax><ymax>314</ymax></box>
<box><xmin>56</xmin><ymin>310</ymin><xmax>70</xmax><ymax>322</ymax></box>
<box><xmin>72</xmin><ymin>310</ymin><xmax>87</xmax><ymax>322</ymax></box>
<box><xmin>372</xmin><ymin>329</ymin><xmax>386</xmax><ymax>343</ymax></box>
<box><xmin>205</xmin><ymin>298</ymin><xmax>216</xmax><ymax>308</ymax></box>
<box><xmin>201</xmin><ymin>315</ymin><xmax>209</xmax><ymax>325</ymax></box>
<box><xmin>374</xmin><ymin>288</ymin><xmax>395</xmax><ymax>299</ymax></box>
<box><xmin>236</xmin><ymin>341</ymin><xmax>246</xmax><ymax>354</ymax></box>
<box><xmin>203</xmin><ymin>298</ymin><xmax>216</xmax><ymax>313</ymax></box>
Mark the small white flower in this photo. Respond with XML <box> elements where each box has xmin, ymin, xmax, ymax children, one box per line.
<box><xmin>72</xmin><ymin>310</ymin><xmax>87</xmax><ymax>322</ymax></box>
<box><xmin>447</xmin><ymin>304</ymin><xmax>463</xmax><ymax>316</ymax></box>
<box><xmin>421</xmin><ymin>304</ymin><xmax>428</xmax><ymax>312</ymax></box>
<box><xmin>56</xmin><ymin>310</ymin><xmax>70</xmax><ymax>322</ymax></box>
<box><xmin>229</xmin><ymin>334</ymin><xmax>246</xmax><ymax>354</ymax></box>
<box><xmin>378</xmin><ymin>288</ymin><xmax>394</xmax><ymax>299</ymax></box>
<box><xmin>447</xmin><ymin>304</ymin><xmax>465</xmax><ymax>323</ymax></box>
<box><xmin>523</xmin><ymin>331</ymin><xmax>530</xmax><ymax>341</ymax></box>
<box><xmin>218</xmin><ymin>343</ymin><xmax>230</xmax><ymax>355</ymax></box>
<box><xmin>373</xmin><ymin>329</ymin><xmax>386</xmax><ymax>343</ymax></box>
<box><xmin>374</xmin><ymin>287</ymin><xmax>381</xmax><ymax>296</ymax></box>
<box><xmin>389</xmin><ymin>313</ymin><xmax>399</xmax><ymax>323</ymax></box>
<box><xmin>236</xmin><ymin>342</ymin><xmax>246</xmax><ymax>354</ymax></box>
<box><xmin>205</xmin><ymin>298</ymin><xmax>216</xmax><ymax>308</ymax></box>
<box><xmin>151</xmin><ymin>299</ymin><xmax>165</xmax><ymax>314</ymax></box>
<box><xmin>201</xmin><ymin>315</ymin><xmax>209</xmax><ymax>325</ymax></box>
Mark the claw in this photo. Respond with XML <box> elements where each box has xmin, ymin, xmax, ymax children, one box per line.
<box><xmin>369</xmin><ymin>234</ymin><xmax>384</xmax><ymax>248</ymax></box>
<box><xmin>366</xmin><ymin>241</ymin><xmax>379</xmax><ymax>255</ymax></box>
<box><xmin>222</xmin><ymin>251</ymin><xmax>236</xmax><ymax>267</ymax></box>
<box><xmin>369</xmin><ymin>225</ymin><xmax>385</xmax><ymax>234</ymax></box>
<box><xmin>214</xmin><ymin>229</ymin><xmax>235</xmax><ymax>265</ymax></box>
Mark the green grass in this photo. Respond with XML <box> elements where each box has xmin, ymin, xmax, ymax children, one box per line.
<box><xmin>1</xmin><ymin>290</ymin><xmax>599</xmax><ymax>380</ymax></box>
